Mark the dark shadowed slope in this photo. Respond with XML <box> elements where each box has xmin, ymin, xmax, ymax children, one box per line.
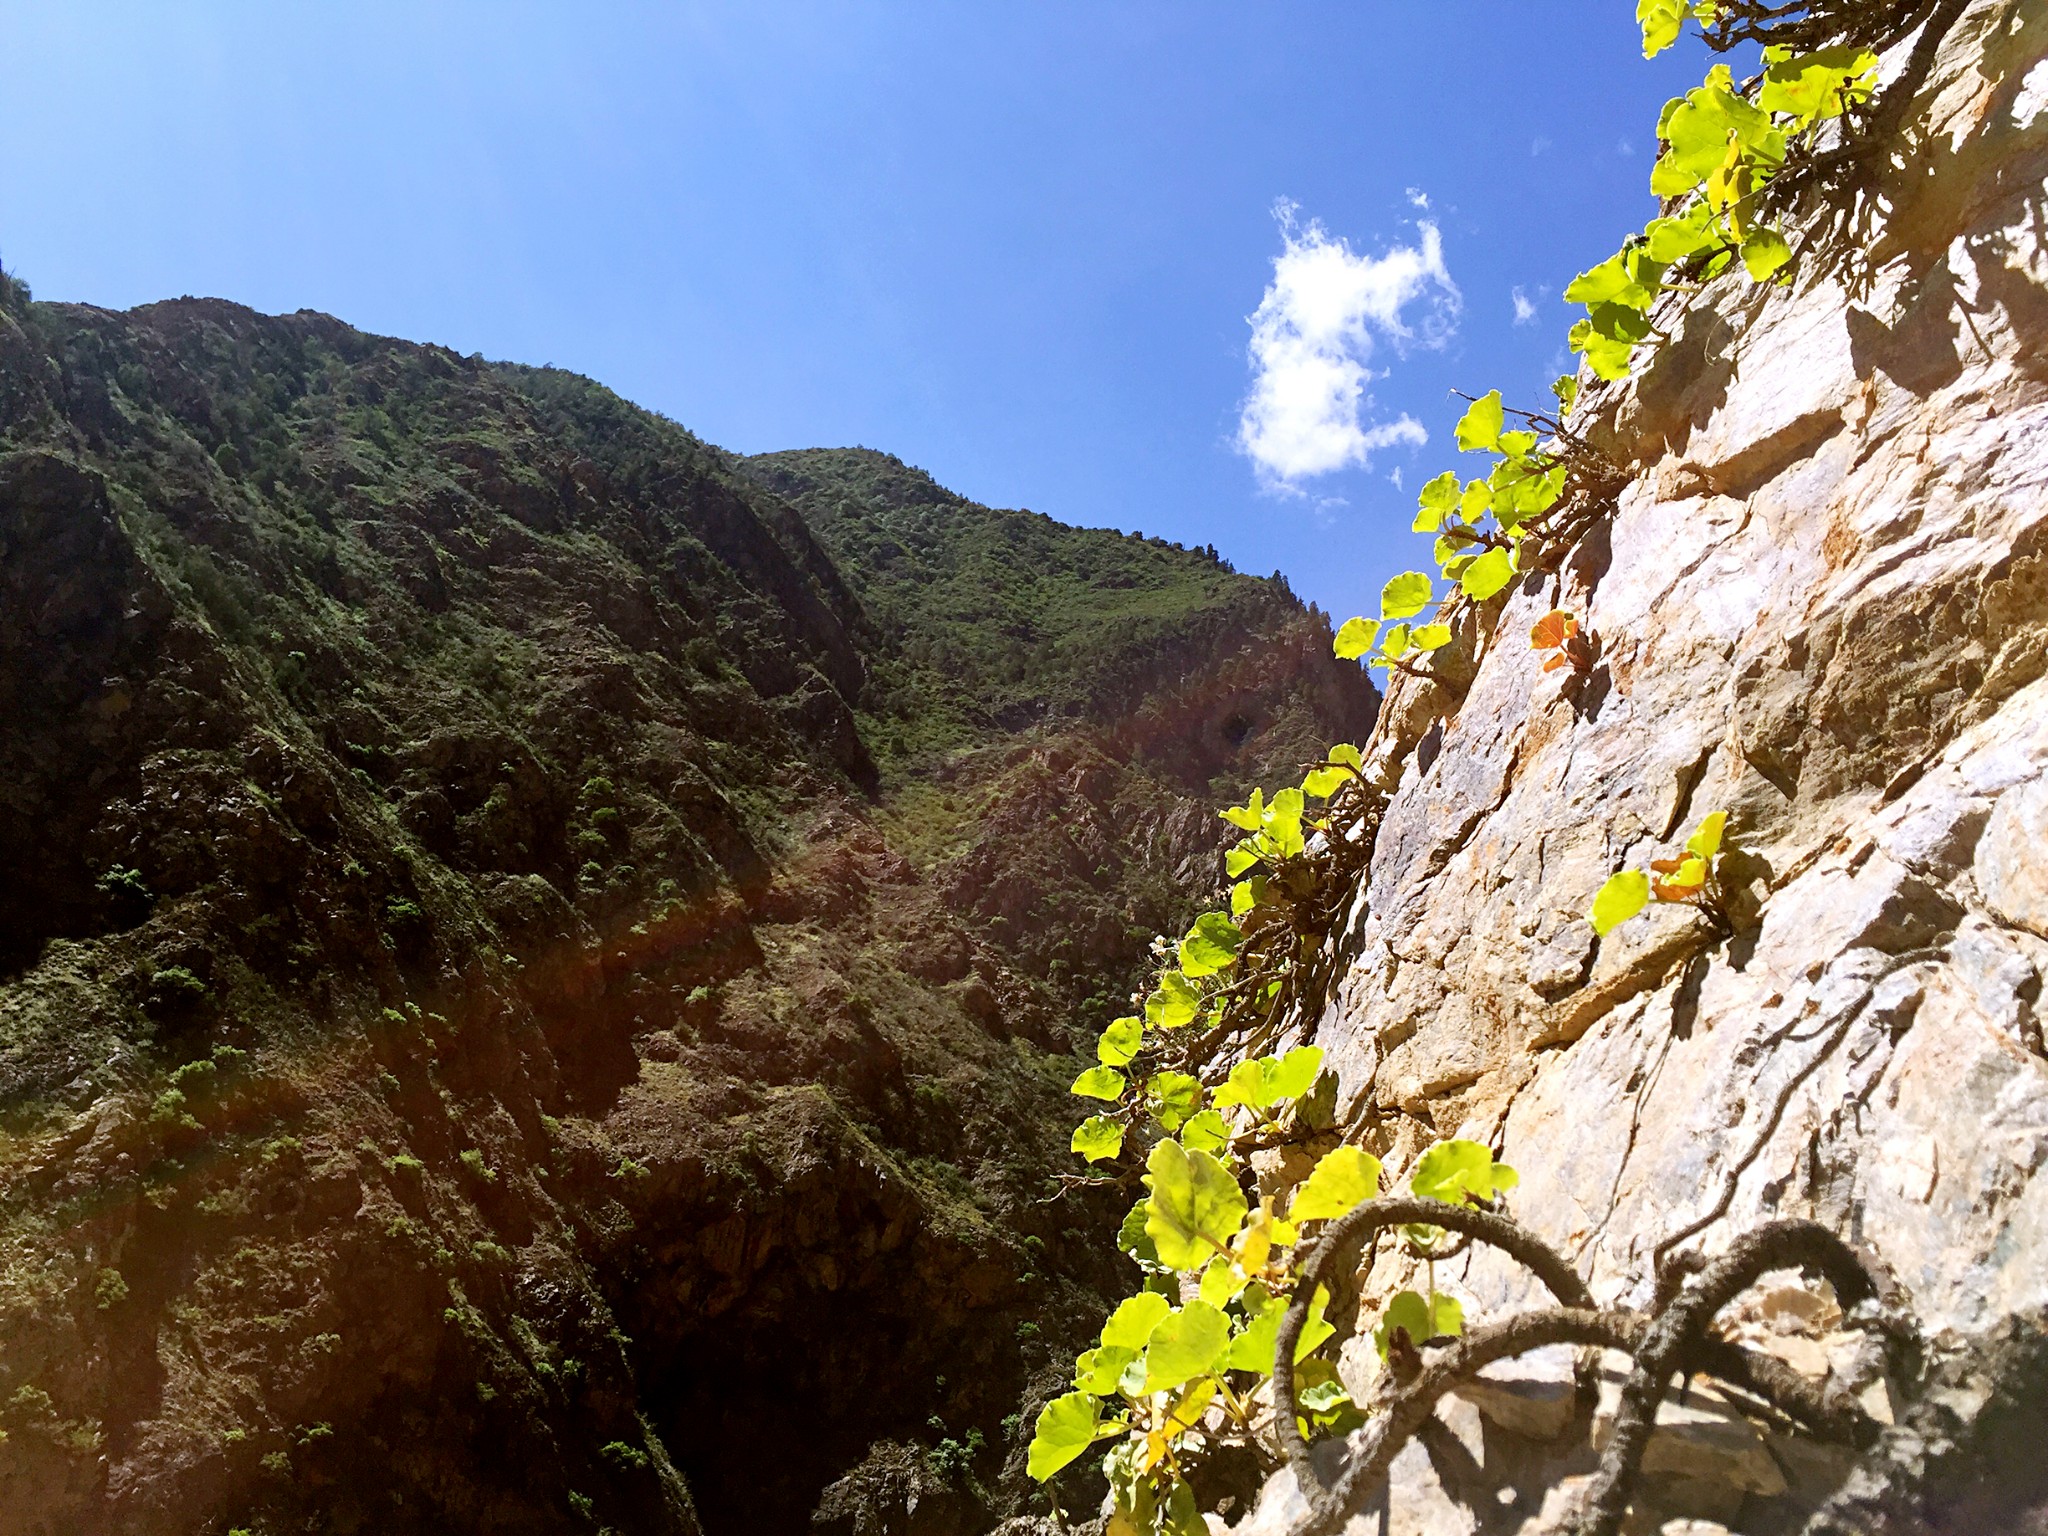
<box><xmin>0</xmin><ymin>284</ymin><xmax>1374</xmax><ymax>1536</ymax></box>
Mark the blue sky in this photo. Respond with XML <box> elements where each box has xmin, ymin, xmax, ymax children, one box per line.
<box><xmin>0</xmin><ymin>3</ymin><xmax>1707</xmax><ymax>621</ymax></box>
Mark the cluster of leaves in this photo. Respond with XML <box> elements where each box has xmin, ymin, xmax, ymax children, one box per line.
<box><xmin>1065</xmin><ymin>741</ymin><xmax>1381</xmax><ymax>1172</ymax></box>
<box><xmin>1528</xmin><ymin>609</ymin><xmax>1595</xmax><ymax>675</ymax></box>
<box><xmin>1027</xmin><ymin>3</ymin><xmax>1933</xmax><ymax>1523</ymax></box>
<box><xmin>1332</xmin><ymin>391</ymin><xmax>1613</xmax><ymax>679</ymax></box>
<box><xmin>1035</xmin><ymin>742</ymin><xmax>1537</xmax><ymax>1530</ymax></box>
<box><xmin>1026</xmin><ymin>1124</ymin><xmax>1516</xmax><ymax>1534</ymax></box>
<box><xmin>1589</xmin><ymin>811</ymin><xmax>1732</xmax><ymax>935</ymax></box>
<box><xmin>1571</xmin><ymin>7</ymin><xmax>1881</xmax><ymax>379</ymax></box>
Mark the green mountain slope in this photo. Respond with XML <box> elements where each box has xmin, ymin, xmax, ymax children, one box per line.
<box><xmin>0</xmin><ymin>281</ymin><xmax>1374</xmax><ymax>1536</ymax></box>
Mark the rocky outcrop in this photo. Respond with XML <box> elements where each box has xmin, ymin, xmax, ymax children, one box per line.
<box><xmin>1250</xmin><ymin>4</ymin><xmax>2048</xmax><ymax>1531</ymax></box>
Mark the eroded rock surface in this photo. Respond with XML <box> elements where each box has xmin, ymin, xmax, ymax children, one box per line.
<box><xmin>1261</xmin><ymin>4</ymin><xmax>2048</xmax><ymax>1530</ymax></box>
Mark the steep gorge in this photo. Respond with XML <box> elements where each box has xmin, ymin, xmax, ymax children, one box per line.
<box><xmin>0</xmin><ymin>293</ymin><xmax>1375</xmax><ymax>1535</ymax></box>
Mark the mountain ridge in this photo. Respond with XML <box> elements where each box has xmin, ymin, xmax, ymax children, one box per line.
<box><xmin>0</xmin><ymin>286</ymin><xmax>1374</xmax><ymax>1535</ymax></box>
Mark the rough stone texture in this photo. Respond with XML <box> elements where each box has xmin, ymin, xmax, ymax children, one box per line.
<box><xmin>1247</xmin><ymin>4</ymin><xmax>2048</xmax><ymax>1531</ymax></box>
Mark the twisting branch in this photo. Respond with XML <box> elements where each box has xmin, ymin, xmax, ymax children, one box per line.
<box><xmin>1267</xmin><ymin>1201</ymin><xmax>1900</xmax><ymax>1536</ymax></box>
<box><xmin>1291</xmin><ymin>1308</ymin><xmax>1634</xmax><ymax>1536</ymax></box>
<box><xmin>1272</xmin><ymin>1197</ymin><xmax>1595</xmax><ymax>1490</ymax></box>
<box><xmin>1572</xmin><ymin>1219</ymin><xmax>1891</xmax><ymax>1536</ymax></box>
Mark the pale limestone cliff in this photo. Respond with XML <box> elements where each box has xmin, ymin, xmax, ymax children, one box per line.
<box><xmin>1242</xmin><ymin>4</ymin><xmax>2048</xmax><ymax>1531</ymax></box>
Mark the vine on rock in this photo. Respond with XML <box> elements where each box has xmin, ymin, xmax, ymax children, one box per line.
<box><xmin>1024</xmin><ymin>2</ymin><xmax>1957</xmax><ymax>1530</ymax></box>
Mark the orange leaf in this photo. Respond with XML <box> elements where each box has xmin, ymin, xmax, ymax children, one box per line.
<box><xmin>1529</xmin><ymin>610</ymin><xmax>1577</xmax><ymax>651</ymax></box>
<box><xmin>1542</xmin><ymin>652</ymin><xmax>1569</xmax><ymax>673</ymax></box>
<box><xmin>1649</xmin><ymin>857</ymin><xmax>1685</xmax><ymax>874</ymax></box>
<box><xmin>1652</xmin><ymin>875</ymin><xmax>1706</xmax><ymax>900</ymax></box>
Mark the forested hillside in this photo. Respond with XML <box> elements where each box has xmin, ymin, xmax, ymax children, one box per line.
<box><xmin>0</xmin><ymin>285</ymin><xmax>1375</xmax><ymax>1536</ymax></box>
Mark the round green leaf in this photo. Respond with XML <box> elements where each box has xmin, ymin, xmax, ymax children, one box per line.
<box><xmin>1098</xmin><ymin>1016</ymin><xmax>1144</xmax><ymax>1068</ymax></box>
<box><xmin>1459</xmin><ymin>547</ymin><xmax>1517</xmax><ymax>601</ymax></box>
<box><xmin>1072</xmin><ymin>1344</ymin><xmax>1138</xmax><ymax>1396</ymax></box>
<box><xmin>1145</xmin><ymin>971</ymin><xmax>1202</xmax><ymax>1029</ymax></box>
<box><xmin>1740</xmin><ymin>227</ymin><xmax>1792</xmax><ymax>282</ymax></box>
<box><xmin>1333</xmin><ymin>617</ymin><xmax>1377</xmax><ymax>661</ymax></box>
<box><xmin>1179</xmin><ymin>1108</ymin><xmax>1231</xmax><ymax>1155</ymax></box>
<box><xmin>1372</xmin><ymin>1289</ymin><xmax>1464</xmax><ymax>1358</ymax></box>
<box><xmin>1289</xmin><ymin>1145</ymin><xmax>1383</xmax><ymax>1222</ymax></box>
<box><xmin>1379</xmin><ymin>571</ymin><xmax>1434</xmax><ymax>621</ymax></box>
<box><xmin>1100</xmin><ymin>1291</ymin><xmax>1173</xmax><ymax>1350</ymax></box>
<box><xmin>1589</xmin><ymin>869</ymin><xmax>1651</xmax><ymax>935</ymax></box>
<box><xmin>1178</xmin><ymin>912</ymin><xmax>1241</xmax><ymax>977</ymax></box>
<box><xmin>1453</xmin><ymin>390</ymin><xmax>1504</xmax><ymax>453</ymax></box>
<box><xmin>1143</xmin><ymin>1139</ymin><xmax>1247</xmax><ymax>1271</ymax></box>
<box><xmin>1410</xmin><ymin>1139</ymin><xmax>1515</xmax><ymax>1206</ymax></box>
<box><xmin>1070</xmin><ymin>1066</ymin><xmax>1127</xmax><ymax>1101</ymax></box>
<box><xmin>1026</xmin><ymin>1391</ymin><xmax>1102</xmax><ymax>1481</ymax></box>
<box><xmin>1142</xmin><ymin>1300</ymin><xmax>1231</xmax><ymax>1392</ymax></box>
<box><xmin>1144</xmin><ymin>1071</ymin><xmax>1204</xmax><ymax>1132</ymax></box>
<box><xmin>1071</xmin><ymin>1115</ymin><xmax>1125</xmax><ymax>1164</ymax></box>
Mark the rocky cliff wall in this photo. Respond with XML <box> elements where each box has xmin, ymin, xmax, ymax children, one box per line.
<box><xmin>1247</xmin><ymin>4</ymin><xmax>2048</xmax><ymax>1531</ymax></box>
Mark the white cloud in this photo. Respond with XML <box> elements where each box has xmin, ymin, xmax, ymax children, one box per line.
<box><xmin>1406</xmin><ymin>188</ymin><xmax>1431</xmax><ymax>209</ymax></box>
<box><xmin>1512</xmin><ymin>287</ymin><xmax>1537</xmax><ymax>325</ymax></box>
<box><xmin>1236</xmin><ymin>203</ymin><xmax>1459</xmax><ymax>489</ymax></box>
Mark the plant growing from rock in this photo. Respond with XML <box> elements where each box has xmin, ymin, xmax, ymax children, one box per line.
<box><xmin>1529</xmin><ymin>609</ymin><xmax>1594</xmax><ymax>674</ymax></box>
<box><xmin>1589</xmin><ymin>811</ymin><xmax>1732</xmax><ymax>936</ymax></box>
<box><xmin>1024</xmin><ymin>3</ymin><xmax>1968</xmax><ymax>1529</ymax></box>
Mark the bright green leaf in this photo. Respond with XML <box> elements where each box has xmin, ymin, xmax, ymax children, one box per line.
<box><xmin>1071</xmin><ymin>1066</ymin><xmax>1127</xmax><ymax>1102</ymax></box>
<box><xmin>1222</xmin><ymin>1285</ymin><xmax>1334</xmax><ymax>1373</ymax></box>
<box><xmin>1289</xmin><ymin>1145</ymin><xmax>1383</xmax><ymax>1222</ymax></box>
<box><xmin>1212</xmin><ymin>1046</ymin><xmax>1324</xmax><ymax>1112</ymax></box>
<box><xmin>1589</xmin><ymin>869</ymin><xmax>1651</xmax><ymax>935</ymax></box>
<box><xmin>1144</xmin><ymin>1301</ymin><xmax>1231</xmax><ymax>1392</ymax></box>
<box><xmin>1117</xmin><ymin>1200</ymin><xmax>1164</xmax><ymax>1269</ymax></box>
<box><xmin>1179</xmin><ymin>1109</ymin><xmax>1231</xmax><ymax>1155</ymax></box>
<box><xmin>1333</xmin><ymin>617</ymin><xmax>1376</xmax><ymax>661</ymax></box>
<box><xmin>1178</xmin><ymin>912</ymin><xmax>1242</xmax><ymax>977</ymax></box>
<box><xmin>1223</xmin><ymin>843</ymin><xmax>1261</xmax><ymax>878</ymax></box>
<box><xmin>1026</xmin><ymin>1392</ymin><xmax>1102</xmax><ymax>1481</ymax></box>
<box><xmin>1145</xmin><ymin>1072</ymin><xmax>1205</xmax><ymax>1132</ymax></box>
<box><xmin>1101</xmin><ymin>1291</ymin><xmax>1173</xmax><ymax>1350</ymax></box>
<box><xmin>1073</xmin><ymin>1343</ymin><xmax>1138</xmax><ymax>1396</ymax></box>
<box><xmin>1498</xmin><ymin>428</ymin><xmax>1538</xmax><ymax>459</ymax></box>
<box><xmin>1071</xmin><ymin>1116</ymin><xmax>1125</xmax><ymax>1164</ymax></box>
<box><xmin>1740</xmin><ymin>226</ymin><xmax>1792</xmax><ymax>281</ymax></box>
<box><xmin>1686</xmin><ymin>811</ymin><xmax>1728</xmax><ymax>860</ymax></box>
<box><xmin>1372</xmin><ymin>1290</ymin><xmax>1465</xmax><ymax>1358</ymax></box>
<box><xmin>1218</xmin><ymin>789</ymin><xmax>1264</xmax><ymax>831</ymax></box>
<box><xmin>1267</xmin><ymin>1045</ymin><xmax>1324</xmax><ymax>1102</ymax></box>
<box><xmin>1410</xmin><ymin>1139</ymin><xmax>1516</xmax><ymax>1206</ymax></box>
<box><xmin>1380</xmin><ymin>571</ymin><xmax>1434</xmax><ymax>621</ymax></box>
<box><xmin>1098</xmin><ymin>1017</ymin><xmax>1144</xmax><ymax>1068</ymax></box>
<box><xmin>1759</xmin><ymin>45</ymin><xmax>1877</xmax><ymax>124</ymax></box>
<box><xmin>1410</xmin><ymin>623</ymin><xmax>1453</xmax><ymax>652</ymax></box>
<box><xmin>1460</xmin><ymin>547</ymin><xmax>1517</xmax><ymax>601</ymax></box>
<box><xmin>1144</xmin><ymin>1139</ymin><xmax>1248</xmax><ymax>1271</ymax></box>
<box><xmin>1413</xmin><ymin>471</ymin><xmax>1460</xmax><ymax>532</ymax></box>
<box><xmin>1147</xmin><ymin>971</ymin><xmax>1202</xmax><ymax>1029</ymax></box>
<box><xmin>1645</xmin><ymin>214</ymin><xmax>1715</xmax><ymax>265</ymax></box>
<box><xmin>1453</xmin><ymin>391</ymin><xmax>1504</xmax><ymax>453</ymax></box>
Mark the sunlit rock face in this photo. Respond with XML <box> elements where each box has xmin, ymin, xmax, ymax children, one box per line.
<box><xmin>1247</xmin><ymin>4</ymin><xmax>2048</xmax><ymax>1531</ymax></box>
